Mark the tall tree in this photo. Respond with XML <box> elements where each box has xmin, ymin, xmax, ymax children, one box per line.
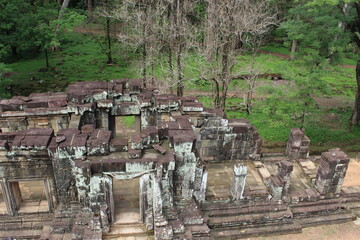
<box><xmin>0</xmin><ymin>0</ymin><xmax>34</xmax><ymax>56</ymax></box>
<box><xmin>349</xmin><ymin>2</ymin><xmax>360</xmax><ymax>125</ymax></box>
<box><xmin>88</xmin><ymin>0</ymin><xmax>93</xmax><ymax>20</ymax></box>
<box><xmin>199</xmin><ymin>0</ymin><xmax>278</xmax><ymax>109</ymax></box>
<box><xmin>160</xmin><ymin>0</ymin><xmax>197</xmax><ymax>96</ymax></box>
<box><xmin>106</xmin><ymin>0</ymin><xmax>164</xmax><ymax>88</ymax></box>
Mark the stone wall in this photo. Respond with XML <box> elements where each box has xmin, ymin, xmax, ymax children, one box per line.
<box><xmin>0</xmin><ymin>129</ymin><xmax>58</xmax><ymax>215</ymax></box>
<box><xmin>198</xmin><ymin>118</ymin><xmax>262</xmax><ymax>162</ymax></box>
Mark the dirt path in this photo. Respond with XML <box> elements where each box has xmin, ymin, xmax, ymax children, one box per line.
<box><xmin>339</xmin><ymin>64</ymin><xmax>357</xmax><ymax>69</ymax></box>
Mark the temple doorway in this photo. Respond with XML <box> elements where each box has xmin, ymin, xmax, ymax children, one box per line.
<box><xmin>112</xmin><ymin>177</ymin><xmax>140</xmax><ymax>224</ymax></box>
<box><xmin>12</xmin><ymin>180</ymin><xmax>49</xmax><ymax>214</ymax></box>
<box><xmin>0</xmin><ymin>185</ymin><xmax>6</xmax><ymax>214</ymax></box>
<box><xmin>104</xmin><ymin>177</ymin><xmax>154</xmax><ymax>239</ymax></box>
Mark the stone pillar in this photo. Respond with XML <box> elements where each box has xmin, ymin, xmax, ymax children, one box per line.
<box><xmin>277</xmin><ymin>160</ymin><xmax>293</xmax><ymax>197</ymax></box>
<box><xmin>193</xmin><ymin>168</ymin><xmax>208</xmax><ymax>203</ymax></box>
<box><xmin>267</xmin><ymin>161</ymin><xmax>293</xmax><ymax>201</ymax></box>
<box><xmin>315</xmin><ymin>148</ymin><xmax>350</xmax><ymax>198</ymax></box>
<box><xmin>231</xmin><ymin>163</ymin><xmax>247</xmax><ymax>201</ymax></box>
<box><xmin>286</xmin><ymin>128</ymin><xmax>310</xmax><ymax>160</ymax></box>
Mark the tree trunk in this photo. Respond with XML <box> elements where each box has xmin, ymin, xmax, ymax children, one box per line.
<box><xmin>176</xmin><ymin>50</ymin><xmax>184</xmax><ymax>97</ymax></box>
<box><xmin>45</xmin><ymin>48</ymin><xmax>49</xmax><ymax>68</ymax></box>
<box><xmin>56</xmin><ymin>0</ymin><xmax>70</xmax><ymax>33</ymax></box>
<box><xmin>290</xmin><ymin>15</ymin><xmax>300</xmax><ymax>61</ymax></box>
<box><xmin>106</xmin><ymin>18</ymin><xmax>113</xmax><ymax>64</ymax></box>
<box><xmin>168</xmin><ymin>46</ymin><xmax>174</xmax><ymax>93</ymax></box>
<box><xmin>213</xmin><ymin>80</ymin><xmax>221</xmax><ymax>108</ymax></box>
<box><xmin>88</xmin><ymin>0</ymin><xmax>93</xmax><ymax>21</ymax></box>
<box><xmin>290</xmin><ymin>40</ymin><xmax>297</xmax><ymax>61</ymax></box>
<box><xmin>142</xmin><ymin>43</ymin><xmax>147</xmax><ymax>88</ymax></box>
<box><xmin>142</xmin><ymin>9</ymin><xmax>147</xmax><ymax>88</ymax></box>
<box><xmin>350</xmin><ymin>60</ymin><xmax>360</xmax><ymax>125</ymax></box>
<box><xmin>11</xmin><ymin>46</ymin><xmax>17</xmax><ymax>56</ymax></box>
<box><xmin>245</xmin><ymin>77</ymin><xmax>257</xmax><ymax>115</ymax></box>
<box><xmin>219</xmin><ymin>43</ymin><xmax>230</xmax><ymax>109</ymax></box>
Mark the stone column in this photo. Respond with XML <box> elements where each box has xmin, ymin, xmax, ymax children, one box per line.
<box><xmin>193</xmin><ymin>168</ymin><xmax>208</xmax><ymax>203</ymax></box>
<box><xmin>277</xmin><ymin>161</ymin><xmax>293</xmax><ymax>197</ymax></box>
<box><xmin>231</xmin><ymin>163</ymin><xmax>247</xmax><ymax>201</ymax></box>
<box><xmin>286</xmin><ymin>128</ymin><xmax>310</xmax><ymax>160</ymax></box>
<box><xmin>315</xmin><ymin>148</ymin><xmax>350</xmax><ymax>198</ymax></box>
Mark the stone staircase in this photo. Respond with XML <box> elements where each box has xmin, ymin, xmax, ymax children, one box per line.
<box><xmin>202</xmin><ymin>201</ymin><xmax>301</xmax><ymax>239</ymax></box>
<box><xmin>0</xmin><ymin>212</ymin><xmax>53</xmax><ymax>239</ymax></box>
<box><xmin>103</xmin><ymin>222</ymin><xmax>154</xmax><ymax>240</ymax></box>
<box><xmin>341</xmin><ymin>186</ymin><xmax>360</xmax><ymax>217</ymax></box>
<box><xmin>165</xmin><ymin>197</ymin><xmax>210</xmax><ymax>240</ymax></box>
<box><xmin>289</xmin><ymin>197</ymin><xmax>356</xmax><ymax>227</ymax></box>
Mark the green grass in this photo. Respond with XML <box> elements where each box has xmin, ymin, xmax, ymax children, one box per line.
<box><xmin>339</xmin><ymin>57</ymin><xmax>357</xmax><ymax>66</ymax></box>
<box><xmin>7</xmin><ymin>33</ymin><xmax>137</xmax><ymax>96</ymax></box>
<box><xmin>123</xmin><ymin>116</ymin><xmax>136</xmax><ymax>128</ymax></box>
<box><xmin>261</xmin><ymin>44</ymin><xmax>291</xmax><ymax>56</ymax></box>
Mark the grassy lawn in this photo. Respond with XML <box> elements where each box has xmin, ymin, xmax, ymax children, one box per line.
<box><xmin>7</xmin><ymin>33</ymin><xmax>137</xmax><ymax>96</ymax></box>
<box><xmin>3</xmin><ymin>32</ymin><xmax>360</xmax><ymax>156</ymax></box>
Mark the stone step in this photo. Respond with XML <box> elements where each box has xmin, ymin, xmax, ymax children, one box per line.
<box><xmin>187</xmin><ymin>223</ymin><xmax>211</xmax><ymax>236</ymax></box>
<box><xmin>201</xmin><ymin>201</ymin><xmax>280</xmax><ymax>212</ymax></box>
<box><xmin>341</xmin><ymin>186</ymin><xmax>360</xmax><ymax>198</ymax></box>
<box><xmin>208</xmin><ymin>203</ymin><xmax>288</xmax><ymax>217</ymax></box>
<box><xmin>291</xmin><ymin>203</ymin><xmax>346</xmax><ymax>216</ymax></box>
<box><xmin>0</xmin><ymin>213</ymin><xmax>54</xmax><ymax>230</ymax></box>
<box><xmin>0</xmin><ymin>229</ymin><xmax>42</xmax><ymax>239</ymax></box>
<box><xmin>106</xmin><ymin>223</ymin><xmax>150</xmax><ymax>235</ymax></box>
<box><xmin>208</xmin><ymin>208</ymin><xmax>293</xmax><ymax>228</ymax></box>
<box><xmin>103</xmin><ymin>233</ymin><xmax>154</xmax><ymax>240</ymax></box>
<box><xmin>104</xmin><ymin>222</ymin><xmax>154</xmax><ymax>239</ymax></box>
<box><xmin>347</xmin><ymin>201</ymin><xmax>360</xmax><ymax>210</ymax></box>
<box><xmin>295</xmin><ymin>212</ymin><xmax>355</xmax><ymax>227</ymax></box>
<box><xmin>211</xmin><ymin>221</ymin><xmax>302</xmax><ymax>239</ymax></box>
<box><xmin>290</xmin><ymin>197</ymin><xmax>345</xmax><ymax>207</ymax></box>
<box><xmin>0</xmin><ymin>212</ymin><xmax>53</xmax><ymax>221</ymax></box>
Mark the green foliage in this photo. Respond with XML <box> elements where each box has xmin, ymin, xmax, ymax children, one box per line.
<box><xmin>279</xmin><ymin>0</ymin><xmax>353</xmax><ymax>66</ymax></box>
<box><xmin>0</xmin><ymin>0</ymin><xmax>86</xmax><ymax>64</ymax></box>
<box><xmin>0</xmin><ymin>0</ymin><xmax>35</xmax><ymax>55</ymax></box>
<box><xmin>0</xmin><ymin>63</ymin><xmax>12</xmax><ymax>99</ymax></box>
<box><xmin>7</xmin><ymin>33</ymin><xmax>135</xmax><ymax>96</ymax></box>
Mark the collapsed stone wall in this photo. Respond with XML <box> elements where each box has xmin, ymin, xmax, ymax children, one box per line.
<box><xmin>198</xmin><ymin>118</ymin><xmax>262</xmax><ymax>162</ymax></box>
<box><xmin>286</xmin><ymin>128</ymin><xmax>310</xmax><ymax>159</ymax></box>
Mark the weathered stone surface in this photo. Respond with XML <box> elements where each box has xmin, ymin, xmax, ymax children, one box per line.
<box><xmin>231</xmin><ymin>164</ymin><xmax>247</xmax><ymax>200</ymax></box>
<box><xmin>315</xmin><ymin>148</ymin><xmax>350</xmax><ymax>197</ymax></box>
<box><xmin>286</xmin><ymin>128</ymin><xmax>310</xmax><ymax>159</ymax></box>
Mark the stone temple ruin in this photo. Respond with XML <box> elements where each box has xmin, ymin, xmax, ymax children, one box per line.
<box><xmin>0</xmin><ymin>79</ymin><xmax>359</xmax><ymax>239</ymax></box>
